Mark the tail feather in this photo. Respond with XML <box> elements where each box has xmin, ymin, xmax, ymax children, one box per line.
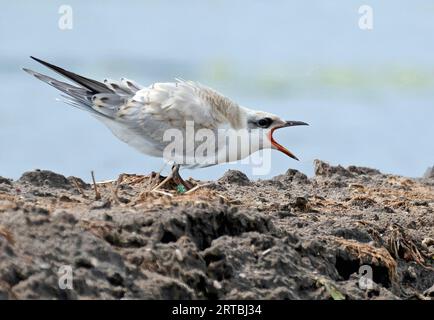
<box><xmin>58</xmin><ymin>94</ymin><xmax>89</xmax><ymax>111</ymax></box>
<box><xmin>23</xmin><ymin>68</ymin><xmax>110</xmax><ymax>118</ymax></box>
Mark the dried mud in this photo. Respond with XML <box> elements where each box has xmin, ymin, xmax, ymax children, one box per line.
<box><xmin>0</xmin><ymin>160</ymin><xmax>433</xmax><ymax>300</ymax></box>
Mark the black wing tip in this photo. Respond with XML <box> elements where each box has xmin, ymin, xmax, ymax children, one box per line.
<box><xmin>28</xmin><ymin>56</ymin><xmax>114</xmax><ymax>94</ymax></box>
<box><xmin>26</xmin><ymin>56</ymin><xmax>48</xmax><ymax>74</ymax></box>
<box><xmin>30</xmin><ymin>56</ymin><xmax>53</xmax><ymax>67</ymax></box>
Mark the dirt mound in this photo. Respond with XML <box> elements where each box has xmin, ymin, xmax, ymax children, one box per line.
<box><xmin>0</xmin><ymin>161</ymin><xmax>433</xmax><ymax>299</ymax></box>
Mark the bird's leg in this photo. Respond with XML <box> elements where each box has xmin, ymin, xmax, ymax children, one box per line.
<box><xmin>150</xmin><ymin>165</ymin><xmax>194</xmax><ymax>193</ymax></box>
<box><xmin>150</xmin><ymin>167</ymin><xmax>176</xmax><ymax>191</ymax></box>
<box><xmin>172</xmin><ymin>165</ymin><xmax>194</xmax><ymax>191</ymax></box>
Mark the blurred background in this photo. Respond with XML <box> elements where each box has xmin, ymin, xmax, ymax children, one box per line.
<box><xmin>1</xmin><ymin>0</ymin><xmax>433</xmax><ymax>181</ymax></box>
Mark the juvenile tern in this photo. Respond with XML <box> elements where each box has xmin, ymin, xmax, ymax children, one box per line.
<box><xmin>24</xmin><ymin>57</ymin><xmax>308</xmax><ymax>190</ymax></box>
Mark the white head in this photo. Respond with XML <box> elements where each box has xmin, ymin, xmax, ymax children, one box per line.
<box><xmin>241</xmin><ymin>107</ymin><xmax>308</xmax><ymax>160</ymax></box>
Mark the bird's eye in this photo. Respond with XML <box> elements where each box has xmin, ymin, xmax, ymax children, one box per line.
<box><xmin>257</xmin><ymin>118</ymin><xmax>272</xmax><ymax>128</ymax></box>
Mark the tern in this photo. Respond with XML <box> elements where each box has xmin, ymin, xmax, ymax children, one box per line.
<box><xmin>24</xmin><ymin>57</ymin><xmax>308</xmax><ymax>191</ymax></box>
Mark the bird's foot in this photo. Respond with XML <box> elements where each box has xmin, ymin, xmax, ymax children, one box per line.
<box><xmin>150</xmin><ymin>165</ymin><xmax>195</xmax><ymax>194</ymax></box>
<box><xmin>151</xmin><ymin>174</ymin><xmax>174</xmax><ymax>192</ymax></box>
<box><xmin>172</xmin><ymin>170</ymin><xmax>194</xmax><ymax>192</ymax></box>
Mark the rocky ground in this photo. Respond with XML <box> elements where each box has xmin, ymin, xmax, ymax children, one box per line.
<box><xmin>0</xmin><ymin>160</ymin><xmax>433</xmax><ymax>300</ymax></box>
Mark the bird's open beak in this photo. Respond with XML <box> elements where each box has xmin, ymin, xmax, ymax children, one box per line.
<box><xmin>267</xmin><ymin>121</ymin><xmax>309</xmax><ymax>161</ymax></box>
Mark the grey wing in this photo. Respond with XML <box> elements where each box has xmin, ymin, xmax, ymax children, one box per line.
<box><xmin>108</xmin><ymin>81</ymin><xmax>236</xmax><ymax>162</ymax></box>
<box><xmin>114</xmin><ymin>81</ymin><xmax>222</xmax><ymax>146</ymax></box>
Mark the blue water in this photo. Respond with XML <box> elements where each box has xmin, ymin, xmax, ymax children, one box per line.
<box><xmin>1</xmin><ymin>1</ymin><xmax>433</xmax><ymax>181</ymax></box>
